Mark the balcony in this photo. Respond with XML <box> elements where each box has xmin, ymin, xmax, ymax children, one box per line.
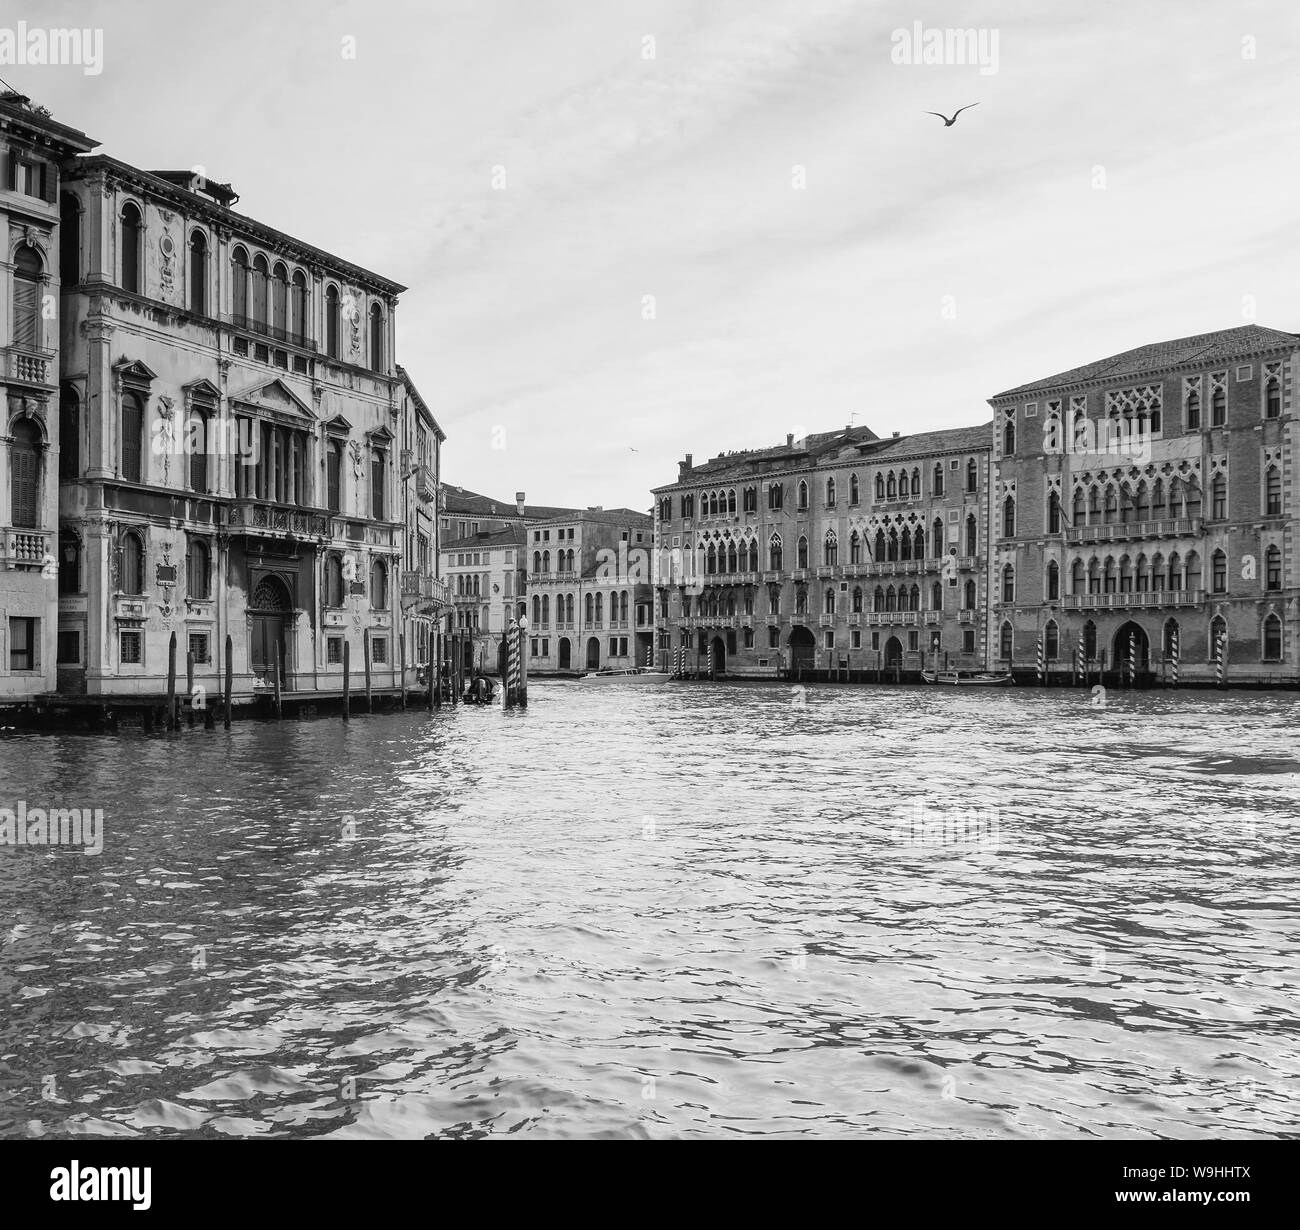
<box><xmin>1063</xmin><ymin>589</ymin><xmax>1205</xmax><ymax>611</ymax></box>
<box><xmin>958</xmin><ymin>609</ymin><xmax>976</xmax><ymax>624</ymax></box>
<box><xmin>957</xmin><ymin>556</ymin><xmax>980</xmax><ymax>570</ymax></box>
<box><xmin>414</xmin><ymin>463</ymin><xmax>436</xmax><ymax>502</ymax></box>
<box><xmin>401</xmin><ymin>571</ymin><xmax>450</xmax><ymax>611</ymax></box>
<box><xmin>1</xmin><ymin>527</ymin><xmax>51</xmax><ymax>567</ymax></box>
<box><xmin>901</xmin><ymin>611</ymin><xmax>919</xmax><ymax>626</ymax></box>
<box><xmin>5</xmin><ymin>347</ymin><xmax>54</xmax><ymax>388</ymax></box>
<box><xmin>815</xmin><ymin>566</ymin><xmax>840</xmax><ymax>580</ymax></box>
<box><xmin>1066</xmin><ymin>517</ymin><xmax>1202</xmax><ymax>546</ymax></box>
<box><xmin>847</xmin><ymin>613</ymin><xmax>862</xmax><ymax>628</ymax></box>
<box><xmin>924</xmin><ymin>611</ymin><xmax>942</xmax><ymax>625</ymax></box>
<box><xmin>225</xmin><ymin>499</ymin><xmax>332</xmax><ymax>540</ymax></box>
<box><xmin>818</xmin><ymin>614</ymin><xmax>835</xmax><ymax>628</ymax></box>
<box><xmin>228</xmin><ymin>315</ymin><xmax>316</xmax><ymax>351</ymax></box>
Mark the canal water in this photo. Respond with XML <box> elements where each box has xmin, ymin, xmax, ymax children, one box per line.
<box><xmin>1</xmin><ymin>682</ymin><xmax>1296</xmax><ymax>1139</ymax></box>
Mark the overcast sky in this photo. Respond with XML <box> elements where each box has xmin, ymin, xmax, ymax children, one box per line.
<box><xmin>8</xmin><ymin>0</ymin><xmax>1298</xmax><ymax>508</ymax></box>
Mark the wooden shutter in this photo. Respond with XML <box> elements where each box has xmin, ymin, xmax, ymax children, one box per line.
<box><xmin>12</xmin><ymin>272</ymin><xmax>38</xmax><ymax>348</ymax></box>
<box><xmin>121</xmin><ymin>395</ymin><xmax>142</xmax><ymax>482</ymax></box>
<box><xmin>11</xmin><ymin>439</ymin><xmax>38</xmax><ymax>527</ymax></box>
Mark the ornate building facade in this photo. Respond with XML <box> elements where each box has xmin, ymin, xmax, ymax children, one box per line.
<box><xmin>653</xmin><ymin>425</ymin><xmax>994</xmax><ymax>677</ymax></box>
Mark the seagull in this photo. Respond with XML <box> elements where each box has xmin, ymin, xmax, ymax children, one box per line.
<box><xmin>925</xmin><ymin>103</ymin><xmax>980</xmax><ymax>127</ymax></box>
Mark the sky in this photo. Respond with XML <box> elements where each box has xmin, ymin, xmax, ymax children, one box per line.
<box><xmin>6</xmin><ymin>0</ymin><xmax>1299</xmax><ymax>508</ymax></box>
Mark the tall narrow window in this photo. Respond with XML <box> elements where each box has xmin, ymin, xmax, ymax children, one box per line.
<box><xmin>966</xmin><ymin>458</ymin><xmax>977</xmax><ymax>493</ymax></box>
<box><xmin>371</xmin><ymin>558</ymin><xmax>388</xmax><ymax>608</ymax></box>
<box><xmin>369</xmin><ymin>303</ymin><xmax>384</xmax><ymax>372</ymax></box>
<box><xmin>251</xmin><ymin>255</ymin><xmax>269</xmax><ymax>329</ymax></box>
<box><xmin>121</xmin><ymin>392</ymin><xmax>144</xmax><ymax>483</ymax></box>
<box><xmin>1048</xmin><ymin>491</ymin><xmax>1061</xmax><ymax>533</ymax></box>
<box><xmin>371</xmin><ymin>449</ymin><xmax>386</xmax><ymax>520</ymax></box>
<box><xmin>12</xmin><ymin>244</ymin><xmax>41</xmax><ymax>349</ymax></box>
<box><xmin>58</xmin><ymin>530</ymin><xmax>80</xmax><ymax>595</ymax></box>
<box><xmin>1003</xmin><ymin>419</ymin><xmax>1015</xmax><ymax>454</ymax></box>
<box><xmin>291</xmin><ymin>270</ymin><xmax>309</xmax><ymax>345</ymax></box>
<box><xmin>59</xmin><ymin>387</ymin><xmax>79</xmax><ymax>481</ymax></box>
<box><xmin>1001</xmin><ymin>565</ymin><xmax>1015</xmax><ymax>603</ymax></box>
<box><xmin>189</xmin><ymin>231</ymin><xmax>207</xmax><ymax>315</ymax></box>
<box><xmin>232</xmin><ymin>246</ymin><xmax>249</xmax><ymax>321</ymax></box>
<box><xmin>189</xmin><ymin>409</ymin><xmax>210</xmax><ymax>493</ymax></box>
<box><xmin>121</xmin><ymin>531</ymin><xmax>145</xmax><ymax>595</ymax></box>
<box><xmin>1003</xmin><ymin>497</ymin><xmax>1016</xmax><ymax>538</ymax></box>
<box><xmin>10</xmin><ymin>419</ymin><xmax>40</xmax><ymax>528</ymax></box>
<box><xmin>325</xmin><ymin>554</ymin><xmax>343</xmax><ymax>606</ymax></box>
<box><xmin>272</xmin><ymin>262</ymin><xmax>289</xmax><ymax>337</ymax></box>
<box><xmin>187</xmin><ymin>539</ymin><xmax>211</xmax><ymax>600</ymax></box>
<box><xmin>327</xmin><ymin>440</ymin><xmax>342</xmax><ymax>512</ymax></box>
<box><xmin>965</xmin><ymin>514</ymin><xmax>976</xmax><ymax>555</ymax></box>
<box><xmin>1266</xmin><ymin>467</ymin><xmax>1282</xmax><ymax>516</ymax></box>
<box><xmin>1211</xmin><ymin>474</ymin><xmax>1226</xmax><ymax>519</ymax></box>
<box><xmin>1264</xmin><ymin>615</ymin><xmax>1282</xmax><ymax>661</ymax></box>
<box><xmin>120</xmin><ymin>203</ymin><xmax>142</xmax><ymax>294</ymax></box>
<box><xmin>1186</xmin><ymin>389</ymin><xmax>1200</xmax><ymax>429</ymax></box>
<box><xmin>1267</xmin><ymin>545</ymin><xmax>1281</xmax><ymax>591</ymax></box>
<box><xmin>1047</xmin><ymin>561</ymin><xmax>1060</xmax><ymax>600</ymax></box>
<box><xmin>1211</xmin><ymin>385</ymin><xmax>1226</xmax><ymax>426</ymax></box>
<box><xmin>60</xmin><ymin>194</ymin><xmax>80</xmax><ymax>285</ymax></box>
<box><xmin>933</xmin><ymin>464</ymin><xmax>943</xmax><ymax>495</ymax></box>
<box><xmin>1045</xmin><ymin>620</ymin><xmax>1059</xmax><ymax>660</ymax></box>
<box><xmin>1265</xmin><ymin>376</ymin><xmax>1281</xmax><ymax>419</ymax></box>
<box><xmin>1212</xmin><ymin>550</ymin><xmax>1227</xmax><ymax>594</ymax></box>
<box><xmin>1000</xmin><ymin>621</ymin><xmax>1013</xmax><ymax>660</ymax></box>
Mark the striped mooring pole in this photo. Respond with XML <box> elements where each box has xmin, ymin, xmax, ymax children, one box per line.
<box><xmin>506</xmin><ymin>619</ymin><xmax>520</xmax><ymax>708</ymax></box>
<box><xmin>1035</xmin><ymin>636</ymin><xmax>1044</xmax><ymax>685</ymax></box>
<box><xmin>1170</xmin><ymin>630</ymin><xmax>1179</xmax><ymax>688</ymax></box>
<box><xmin>1215</xmin><ymin>630</ymin><xmax>1227</xmax><ymax>688</ymax></box>
<box><xmin>1074</xmin><ymin>636</ymin><xmax>1084</xmax><ymax>686</ymax></box>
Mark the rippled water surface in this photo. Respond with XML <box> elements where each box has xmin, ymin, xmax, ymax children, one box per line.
<box><xmin>1</xmin><ymin>682</ymin><xmax>1297</xmax><ymax>1139</ymax></box>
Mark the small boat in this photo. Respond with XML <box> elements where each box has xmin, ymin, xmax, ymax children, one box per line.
<box><xmin>920</xmin><ymin>669</ymin><xmax>1015</xmax><ymax>686</ymax></box>
<box><xmin>575</xmin><ymin>667</ymin><xmax>672</xmax><ymax>685</ymax></box>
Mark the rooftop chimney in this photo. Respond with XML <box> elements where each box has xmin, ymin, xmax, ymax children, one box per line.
<box><xmin>515</xmin><ymin>491</ymin><xmax>525</xmax><ymax>515</ymax></box>
<box><xmin>892</xmin><ymin>431</ymin><xmax>900</xmax><ymax>438</ymax></box>
<box><xmin>786</xmin><ymin>433</ymin><xmax>794</xmax><ymax>446</ymax></box>
<box><xmin>679</xmin><ymin>454</ymin><xmax>693</xmax><ymax>478</ymax></box>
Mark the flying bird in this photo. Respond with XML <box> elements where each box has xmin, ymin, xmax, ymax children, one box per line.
<box><xmin>925</xmin><ymin>103</ymin><xmax>980</xmax><ymax>127</ymax></box>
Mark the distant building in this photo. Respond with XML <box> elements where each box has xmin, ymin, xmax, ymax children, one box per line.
<box><xmin>439</xmin><ymin>486</ymin><xmax>578</xmax><ymax>544</ymax></box>
<box><xmin>653</xmin><ymin>426</ymin><xmax>993</xmax><ymax>676</ymax></box>
<box><xmin>525</xmin><ymin>507</ymin><xmax>654</xmax><ymax>673</ymax></box>
<box><xmin>396</xmin><ymin>366</ymin><xmax>446</xmax><ymax>672</ymax></box>
<box><xmin>440</xmin><ymin>523</ymin><xmax>525</xmax><ymax>676</ymax></box>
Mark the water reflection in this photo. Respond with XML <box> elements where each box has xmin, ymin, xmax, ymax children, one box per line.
<box><xmin>0</xmin><ymin>683</ymin><xmax>1296</xmax><ymax>1138</ymax></box>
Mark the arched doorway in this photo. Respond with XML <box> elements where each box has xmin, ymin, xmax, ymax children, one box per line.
<box><xmin>710</xmin><ymin>635</ymin><xmax>726</xmax><ymax>677</ymax></box>
<box><xmin>462</xmin><ymin>637</ymin><xmax>475</xmax><ymax>675</ymax></box>
<box><xmin>788</xmin><ymin>625</ymin><xmax>815</xmax><ymax>675</ymax></box>
<box><xmin>249</xmin><ymin>575</ymin><xmax>292</xmax><ymax>684</ymax></box>
<box><xmin>586</xmin><ymin>637</ymin><xmax>600</xmax><ymax>670</ymax></box>
<box><xmin>884</xmin><ymin>636</ymin><xmax>903</xmax><ymax>668</ymax></box>
<box><xmin>559</xmin><ymin>637</ymin><xmax>571</xmax><ymax>670</ymax></box>
<box><xmin>1113</xmin><ymin>620</ymin><xmax>1149</xmax><ymax>676</ymax></box>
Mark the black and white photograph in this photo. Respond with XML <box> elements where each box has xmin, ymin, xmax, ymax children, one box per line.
<box><xmin>0</xmin><ymin>0</ymin><xmax>1293</xmax><ymax>1207</ymax></box>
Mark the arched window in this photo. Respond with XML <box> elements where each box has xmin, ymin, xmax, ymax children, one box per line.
<box><xmin>1048</xmin><ymin>490</ymin><xmax>1061</xmax><ymax>534</ymax></box>
<box><xmin>1266</xmin><ymin>376</ymin><xmax>1282</xmax><ymax>419</ymax></box>
<box><xmin>542</xmin><ymin>595</ymin><xmax>550</xmax><ymax>626</ymax></box>
<box><xmin>1209</xmin><ymin>616</ymin><xmax>1227</xmax><ymax>661</ymax></box>
<box><xmin>1267</xmin><ymin>544</ymin><xmax>1281</xmax><ymax>591</ymax></box>
<box><xmin>1000</xmin><ymin>620</ymin><xmax>1013</xmax><ymax>660</ymax></box>
<box><xmin>12</xmin><ymin>244</ymin><xmax>42</xmax><ymax>349</ymax></box>
<box><xmin>534</xmin><ymin>595</ymin><xmax>542</xmax><ymax>625</ymax></box>
<box><xmin>850</xmin><ymin>474</ymin><xmax>860</xmax><ymax>505</ymax></box>
<box><xmin>885</xmin><ymin>585</ymin><xmax>897</xmax><ymax>612</ymax></box>
<box><xmin>188</xmin><ymin>231</ymin><xmax>207</xmax><ymax>315</ymax></box>
<box><xmin>852</xmin><ymin>586</ymin><xmax>863</xmax><ymax>613</ymax></box>
<box><xmin>875</xmin><ymin>474</ymin><xmax>884</xmax><ymax>500</ymax></box>
<box><xmin>911</xmin><ymin>468</ymin><xmax>920</xmax><ymax>494</ymax></box>
<box><xmin>251</xmin><ymin>253</ymin><xmax>270</xmax><ymax>327</ymax></box>
<box><xmin>1186</xmin><ymin>550</ymin><xmax>1201</xmax><ymax>593</ymax></box>
<box><xmin>964</xmin><ymin>579</ymin><xmax>976</xmax><ymax>610</ymax></box>
<box><xmin>826</xmin><ymin>477</ymin><xmax>836</xmax><ymax>506</ymax></box>
<box><xmin>873</xmin><ymin>586</ymin><xmax>885</xmax><ymax>612</ymax></box>
<box><xmin>797</xmin><ymin>536</ymin><xmax>808</xmax><ymax>569</ymax></box>
<box><xmin>899</xmin><ymin>527</ymin><xmax>911</xmax><ymax>561</ymax></box>
<box><xmin>849</xmin><ymin>531</ymin><xmax>862</xmax><ymax>565</ymax></box>
<box><xmin>727</xmin><ymin>489</ymin><xmax>736</xmax><ymax>514</ymax></box>
<box><xmin>9</xmin><ymin>419</ymin><xmax>40</xmax><ymax>528</ymax></box>
<box><xmin>1211</xmin><ymin>550</ymin><xmax>1227</xmax><ymax>594</ymax></box>
<box><xmin>584</xmin><ymin>593</ymin><xmax>593</xmax><ymax>623</ymax></box>
<box><xmin>542</xmin><ymin>550</ymin><xmax>550</xmax><ymax>573</ymax></box>
<box><xmin>1266</xmin><ymin>467</ymin><xmax>1282</xmax><ymax>516</ymax></box>
<box><xmin>930</xmin><ymin>581</ymin><xmax>942</xmax><ymax>610</ymax></box>
<box><xmin>966</xmin><ymin>458</ymin><xmax>977</xmax><ymax>493</ymax></box>
<box><xmin>1002</xmin><ymin>496</ymin><xmax>1016</xmax><ymax>538</ymax></box>
<box><xmin>727</xmin><ymin>541</ymin><xmax>738</xmax><ymax>573</ymax></box>
<box><xmin>370</xmin><ymin>558</ymin><xmax>388</xmax><ymax>608</ymax></box>
<box><xmin>369</xmin><ymin>304</ymin><xmax>385</xmax><ymax>371</ymax></box>
<box><xmin>1186</xmin><ymin>388</ymin><xmax>1200</xmax><ymax>429</ymax></box>
<box><xmin>120</xmin><ymin>203</ymin><xmax>142</xmax><ymax>294</ymax></box>
<box><xmin>1211</xmin><ymin>473</ymin><xmax>1226</xmax><ymax>519</ymax></box>
<box><xmin>1045</xmin><ymin>620</ymin><xmax>1059</xmax><ymax>660</ymax></box>
<box><xmin>874</xmin><ymin>530</ymin><xmax>886</xmax><ymax>561</ymax></box>
<box><xmin>1118</xmin><ymin>554</ymin><xmax>1133</xmax><ymax>593</ymax></box>
<box><xmin>1071</xmin><ymin>559</ymin><xmax>1084</xmax><ymax>593</ymax></box>
<box><xmin>325</xmin><ymin>554</ymin><xmax>343</xmax><ymax>606</ymax></box>
<box><xmin>908</xmin><ymin>584</ymin><xmax>920</xmax><ymax>611</ymax></box>
<box><xmin>1001</xmin><ymin>565</ymin><xmax>1015</xmax><ymax>603</ymax></box>
<box><xmin>1263</xmin><ymin>613</ymin><xmax>1283</xmax><ymax>661</ymax></box>
<box><xmin>1073</xmin><ymin>488</ymin><xmax>1086</xmax><ymax>525</ymax></box>
<box><xmin>187</xmin><ymin>538</ymin><xmax>211</xmax><ymax>600</ymax></box>
<box><xmin>706</xmin><ymin>544</ymin><xmax>717</xmax><ymax>574</ymax></box>
<box><xmin>121</xmin><ymin>390</ymin><xmax>145</xmax><ymax>483</ymax></box>
<box><xmin>795</xmin><ymin>587</ymin><xmax>808</xmax><ymax>615</ymax></box>
<box><xmin>769</xmin><ymin>533</ymin><xmax>782</xmax><ymax>571</ymax></box>
<box><xmin>824</xmin><ymin>587</ymin><xmax>835</xmax><ymax>615</ymax></box>
<box><xmin>291</xmin><ymin>270</ymin><xmax>309</xmax><ymax>344</ymax></box>
<box><xmin>1163</xmin><ymin>619</ymin><xmax>1179</xmax><ymax>658</ymax></box>
<box><xmin>898</xmin><ymin>471</ymin><xmax>909</xmax><ymax>499</ymax></box>
<box><xmin>824</xmin><ymin>530</ymin><xmax>837</xmax><ymax>565</ymax></box>
<box><xmin>325</xmin><ymin>284</ymin><xmax>341</xmax><ymax>357</ymax></box>
<box><xmin>232</xmin><ymin>246</ymin><xmax>249</xmax><ymax>319</ymax></box>
<box><xmin>887</xmin><ymin>529</ymin><xmax>898</xmax><ymax>561</ymax></box>
<box><xmin>121</xmin><ymin>530</ymin><xmax>145</xmax><ymax>595</ymax></box>
<box><xmin>1047</xmin><ymin>560</ymin><xmax>1060</xmax><ymax>600</ymax></box>
<box><xmin>1003</xmin><ymin>419</ymin><xmax>1015</xmax><ymax>455</ymax></box>
<box><xmin>595</xmin><ymin>593</ymin><xmax>604</xmax><ymax>623</ymax></box>
<box><xmin>933</xmin><ymin>463</ymin><xmax>944</xmax><ymax>496</ymax></box>
<box><xmin>188</xmin><ymin>408</ymin><xmax>210</xmax><ymax>493</ymax></box>
<box><xmin>886</xmin><ymin>472</ymin><xmax>897</xmax><ymax>499</ymax></box>
<box><xmin>798</xmin><ymin>480</ymin><xmax>808</xmax><ymax>510</ymax></box>
<box><xmin>1211</xmin><ymin>385</ymin><xmax>1226</xmax><ymax>426</ymax></box>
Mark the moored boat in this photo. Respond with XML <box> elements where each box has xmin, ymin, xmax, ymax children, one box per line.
<box><xmin>575</xmin><ymin>667</ymin><xmax>672</xmax><ymax>684</ymax></box>
<box><xmin>920</xmin><ymin>669</ymin><xmax>1014</xmax><ymax>686</ymax></box>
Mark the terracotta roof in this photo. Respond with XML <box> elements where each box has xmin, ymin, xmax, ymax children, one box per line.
<box><xmin>441</xmin><ymin>485</ymin><xmax>579</xmax><ymax>520</ymax></box>
<box><xmin>992</xmin><ymin>325</ymin><xmax>1299</xmax><ymax>399</ymax></box>
<box><xmin>530</xmin><ymin>507</ymin><xmax>652</xmax><ymax>529</ymax></box>
<box><xmin>854</xmin><ymin>422</ymin><xmax>993</xmax><ymax>460</ymax></box>
<box><xmin>442</xmin><ymin>525</ymin><xmax>525</xmax><ymax>552</ymax></box>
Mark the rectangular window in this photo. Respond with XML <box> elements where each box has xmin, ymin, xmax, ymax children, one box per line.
<box><xmin>963</xmin><ymin>630</ymin><xmax>976</xmax><ymax>654</ymax></box>
<box><xmin>9</xmin><ymin>617</ymin><xmax>37</xmax><ymax>671</ymax></box>
<box><xmin>542</xmin><ymin>639</ymin><xmax>549</xmax><ymax>656</ymax></box>
<box><xmin>372</xmin><ymin>637</ymin><xmax>388</xmax><ymax>664</ymax></box>
<box><xmin>233</xmin><ymin>337</ymin><xmax>249</xmax><ymax>357</ymax></box>
<box><xmin>119</xmin><ymin>628</ymin><xmax>142</xmax><ymax>665</ymax></box>
<box><xmin>1236</xmin><ymin>365</ymin><xmax>1252</xmax><ymax>382</ymax></box>
<box><xmin>851</xmin><ymin>630</ymin><xmax>861</xmax><ymax>649</ymax></box>
<box><xmin>371</xmin><ymin>451</ymin><xmax>386</xmax><ymax>520</ymax></box>
<box><xmin>327</xmin><ymin>636</ymin><xmax>343</xmax><ymax>664</ymax></box>
<box><xmin>908</xmin><ymin>631</ymin><xmax>919</xmax><ymax>651</ymax></box>
<box><xmin>768</xmin><ymin>626</ymin><xmax>779</xmax><ymax>649</ymax></box>
<box><xmin>188</xmin><ymin>632</ymin><xmax>210</xmax><ymax>664</ymax></box>
<box><xmin>824</xmin><ymin>630</ymin><xmax>834</xmax><ymax>649</ymax></box>
<box><xmin>57</xmin><ymin>629</ymin><xmax>81</xmax><ymax>665</ymax></box>
<box><xmin>327</xmin><ymin>442</ymin><xmax>342</xmax><ymax>512</ymax></box>
<box><xmin>121</xmin><ymin>394</ymin><xmax>143</xmax><ymax>483</ymax></box>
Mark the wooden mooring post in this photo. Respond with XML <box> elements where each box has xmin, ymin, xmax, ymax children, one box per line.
<box><xmin>342</xmin><ymin>639</ymin><xmax>351</xmax><ymax>722</ymax></box>
<box><xmin>186</xmin><ymin>649</ymin><xmax>195</xmax><ymax>727</ymax></box>
<box><xmin>273</xmin><ymin>640</ymin><xmax>283</xmax><ymax>718</ymax></box>
<box><xmin>166</xmin><ymin>632</ymin><xmax>177</xmax><ymax>731</ymax></box>
<box><xmin>223</xmin><ymin>635</ymin><xmax>233</xmax><ymax>729</ymax></box>
<box><xmin>364</xmin><ymin>629</ymin><xmax>373</xmax><ymax>713</ymax></box>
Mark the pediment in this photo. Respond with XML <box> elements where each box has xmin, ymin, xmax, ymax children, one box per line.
<box><xmin>182</xmin><ymin>377</ymin><xmax>222</xmax><ymax>404</ymax></box>
<box><xmin>113</xmin><ymin>358</ymin><xmax>158</xmax><ymax>385</ymax></box>
<box><xmin>228</xmin><ymin>377</ymin><xmax>314</xmax><ymax>419</ymax></box>
<box><xmin>324</xmin><ymin>413</ymin><xmax>353</xmax><ymax>434</ymax></box>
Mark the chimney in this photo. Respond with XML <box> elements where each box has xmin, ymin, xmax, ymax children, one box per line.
<box><xmin>786</xmin><ymin>433</ymin><xmax>794</xmax><ymax>446</ymax></box>
<box><xmin>679</xmin><ymin>454</ymin><xmax>693</xmax><ymax>478</ymax></box>
<box><xmin>892</xmin><ymin>431</ymin><xmax>900</xmax><ymax>438</ymax></box>
<box><xmin>515</xmin><ymin>491</ymin><xmax>525</xmax><ymax>515</ymax></box>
